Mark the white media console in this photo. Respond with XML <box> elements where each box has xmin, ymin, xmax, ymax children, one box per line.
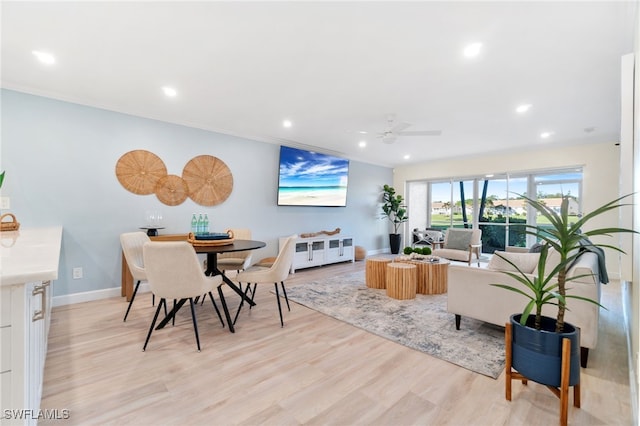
<box><xmin>279</xmin><ymin>234</ymin><xmax>354</xmax><ymax>273</ymax></box>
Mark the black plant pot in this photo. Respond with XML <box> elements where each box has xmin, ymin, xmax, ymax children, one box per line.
<box><xmin>510</xmin><ymin>314</ymin><xmax>580</xmax><ymax>387</ymax></box>
<box><xmin>389</xmin><ymin>233</ymin><xmax>402</xmax><ymax>254</ymax></box>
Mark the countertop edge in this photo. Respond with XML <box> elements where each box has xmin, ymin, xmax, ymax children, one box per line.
<box><xmin>0</xmin><ymin>226</ymin><xmax>63</xmax><ymax>287</ymax></box>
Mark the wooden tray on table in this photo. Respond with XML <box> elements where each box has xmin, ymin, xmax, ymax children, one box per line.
<box><xmin>187</xmin><ymin>231</ymin><xmax>234</xmax><ymax>247</ymax></box>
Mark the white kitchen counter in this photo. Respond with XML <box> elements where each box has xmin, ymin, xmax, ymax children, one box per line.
<box><xmin>0</xmin><ymin>227</ymin><xmax>63</xmax><ymax>287</ymax></box>
<box><xmin>1</xmin><ymin>226</ymin><xmax>62</xmax><ymax>425</ymax></box>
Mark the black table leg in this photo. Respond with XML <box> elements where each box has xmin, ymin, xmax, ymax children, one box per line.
<box><xmin>205</xmin><ymin>253</ymin><xmax>255</xmax><ymax>306</ymax></box>
<box><xmin>155</xmin><ymin>298</ymin><xmax>187</xmax><ymax>329</ymax></box>
<box><xmin>217</xmin><ymin>285</ymin><xmax>235</xmax><ymax>333</ymax></box>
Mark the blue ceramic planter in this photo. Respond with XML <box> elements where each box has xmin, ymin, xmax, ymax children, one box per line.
<box><xmin>510</xmin><ymin>314</ymin><xmax>580</xmax><ymax>387</ymax></box>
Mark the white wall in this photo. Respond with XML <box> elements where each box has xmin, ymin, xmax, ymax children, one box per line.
<box><xmin>631</xmin><ymin>3</ymin><xmax>640</xmax><ymax>420</ymax></box>
<box><xmin>0</xmin><ymin>89</ymin><xmax>392</xmax><ymax>298</ymax></box>
<box><xmin>393</xmin><ymin>142</ymin><xmax>624</xmax><ymax>278</ymax></box>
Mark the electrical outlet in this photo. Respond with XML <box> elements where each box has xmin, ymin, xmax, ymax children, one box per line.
<box><xmin>0</xmin><ymin>197</ymin><xmax>10</xmax><ymax>209</ymax></box>
<box><xmin>72</xmin><ymin>267</ymin><xmax>83</xmax><ymax>279</ymax></box>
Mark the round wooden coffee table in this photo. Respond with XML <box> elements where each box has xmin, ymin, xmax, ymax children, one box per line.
<box><xmin>386</xmin><ymin>262</ymin><xmax>417</xmax><ymax>300</ymax></box>
<box><xmin>365</xmin><ymin>257</ymin><xmax>392</xmax><ymax>289</ymax></box>
<box><xmin>395</xmin><ymin>258</ymin><xmax>450</xmax><ymax>294</ymax></box>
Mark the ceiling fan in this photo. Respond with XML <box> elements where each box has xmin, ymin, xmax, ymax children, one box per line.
<box><xmin>376</xmin><ymin>114</ymin><xmax>442</xmax><ymax>144</ymax></box>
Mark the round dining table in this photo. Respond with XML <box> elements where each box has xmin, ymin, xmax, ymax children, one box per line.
<box><xmin>153</xmin><ymin>238</ymin><xmax>266</xmax><ymax>333</ymax></box>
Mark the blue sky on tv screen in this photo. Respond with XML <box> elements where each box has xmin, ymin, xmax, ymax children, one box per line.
<box><xmin>279</xmin><ymin>146</ymin><xmax>349</xmax><ymax>188</ymax></box>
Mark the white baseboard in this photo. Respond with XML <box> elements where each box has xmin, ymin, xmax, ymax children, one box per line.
<box><xmin>52</xmin><ymin>282</ymin><xmax>151</xmax><ymax>307</ymax></box>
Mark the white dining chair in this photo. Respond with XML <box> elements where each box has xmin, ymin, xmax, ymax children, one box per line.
<box><xmin>214</xmin><ymin>228</ymin><xmax>254</xmax><ymax>299</ymax></box>
<box><xmin>216</xmin><ymin>228</ymin><xmax>254</xmax><ymax>273</ymax></box>
<box><xmin>234</xmin><ymin>236</ymin><xmax>296</xmax><ymax>327</ymax></box>
<box><xmin>142</xmin><ymin>241</ymin><xmax>224</xmax><ymax>351</ymax></box>
<box><xmin>120</xmin><ymin>231</ymin><xmax>151</xmax><ymax>321</ymax></box>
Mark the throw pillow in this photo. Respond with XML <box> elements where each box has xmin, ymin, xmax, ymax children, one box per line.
<box><xmin>487</xmin><ymin>251</ymin><xmax>540</xmax><ymax>274</ymax></box>
<box><xmin>532</xmin><ymin>247</ymin><xmax>561</xmax><ymax>275</ymax></box>
<box><xmin>445</xmin><ymin>229</ymin><xmax>472</xmax><ymax>250</ymax></box>
<box><xmin>528</xmin><ymin>242</ymin><xmax>544</xmax><ymax>253</ymax></box>
<box><xmin>425</xmin><ymin>230</ymin><xmax>444</xmax><ymax>242</ymax></box>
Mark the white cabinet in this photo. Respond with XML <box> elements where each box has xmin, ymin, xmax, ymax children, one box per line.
<box><xmin>0</xmin><ymin>227</ymin><xmax>61</xmax><ymax>426</ymax></box>
<box><xmin>326</xmin><ymin>236</ymin><xmax>354</xmax><ymax>264</ymax></box>
<box><xmin>0</xmin><ymin>281</ymin><xmax>53</xmax><ymax>426</ymax></box>
<box><xmin>281</xmin><ymin>235</ymin><xmax>354</xmax><ymax>272</ymax></box>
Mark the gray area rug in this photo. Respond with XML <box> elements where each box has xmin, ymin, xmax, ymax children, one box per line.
<box><xmin>283</xmin><ymin>271</ymin><xmax>505</xmax><ymax>379</ymax></box>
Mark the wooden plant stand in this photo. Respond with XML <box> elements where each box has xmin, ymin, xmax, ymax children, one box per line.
<box><xmin>505</xmin><ymin>322</ymin><xmax>580</xmax><ymax>426</ymax></box>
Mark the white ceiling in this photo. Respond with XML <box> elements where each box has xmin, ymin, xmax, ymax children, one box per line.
<box><xmin>1</xmin><ymin>1</ymin><xmax>636</xmax><ymax>167</ymax></box>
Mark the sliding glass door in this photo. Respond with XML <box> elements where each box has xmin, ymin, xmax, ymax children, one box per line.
<box><xmin>406</xmin><ymin>167</ymin><xmax>582</xmax><ymax>254</ymax></box>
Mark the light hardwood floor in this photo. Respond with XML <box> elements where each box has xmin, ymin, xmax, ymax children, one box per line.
<box><xmin>40</xmin><ymin>260</ymin><xmax>631</xmax><ymax>425</ymax></box>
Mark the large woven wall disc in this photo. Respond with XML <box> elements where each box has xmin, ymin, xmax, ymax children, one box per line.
<box><xmin>116</xmin><ymin>150</ymin><xmax>168</xmax><ymax>195</ymax></box>
<box><xmin>182</xmin><ymin>155</ymin><xmax>233</xmax><ymax>206</ymax></box>
<box><xmin>155</xmin><ymin>174</ymin><xmax>189</xmax><ymax>206</ymax></box>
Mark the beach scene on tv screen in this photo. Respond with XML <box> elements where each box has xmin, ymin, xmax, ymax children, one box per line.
<box><xmin>278</xmin><ymin>146</ymin><xmax>349</xmax><ymax>206</ymax></box>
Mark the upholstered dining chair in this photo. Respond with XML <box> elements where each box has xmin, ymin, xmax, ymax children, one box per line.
<box><xmin>120</xmin><ymin>231</ymin><xmax>151</xmax><ymax>321</ymax></box>
<box><xmin>234</xmin><ymin>236</ymin><xmax>296</xmax><ymax>327</ymax></box>
<box><xmin>432</xmin><ymin>228</ymin><xmax>482</xmax><ymax>266</ymax></box>
<box><xmin>215</xmin><ymin>228</ymin><xmax>254</xmax><ymax>299</ymax></box>
<box><xmin>216</xmin><ymin>228</ymin><xmax>254</xmax><ymax>273</ymax></box>
<box><xmin>142</xmin><ymin>241</ymin><xmax>224</xmax><ymax>352</ymax></box>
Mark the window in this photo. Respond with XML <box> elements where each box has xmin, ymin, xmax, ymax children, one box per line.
<box><xmin>406</xmin><ymin>168</ymin><xmax>582</xmax><ymax>253</ymax></box>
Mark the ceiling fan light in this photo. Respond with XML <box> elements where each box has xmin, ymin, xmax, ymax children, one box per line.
<box><xmin>463</xmin><ymin>42</ymin><xmax>482</xmax><ymax>58</ymax></box>
<box><xmin>382</xmin><ymin>135</ymin><xmax>396</xmax><ymax>144</ymax></box>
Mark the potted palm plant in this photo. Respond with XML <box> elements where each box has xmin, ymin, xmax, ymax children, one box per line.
<box><xmin>492</xmin><ymin>193</ymin><xmax>635</xmax><ymax>389</ymax></box>
<box><xmin>381</xmin><ymin>184</ymin><xmax>408</xmax><ymax>254</ymax></box>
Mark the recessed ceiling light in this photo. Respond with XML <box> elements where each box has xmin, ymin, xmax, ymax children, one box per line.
<box><xmin>359</xmin><ymin>131</ymin><xmax>368</xmax><ymax>134</ymax></box>
<box><xmin>516</xmin><ymin>104</ymin><xmax>532</xmax><ymax>113</ymax></box>
<box><xmin>403</xmin><ymin>154</ymin><xmax>411</xmax><ymax>160</ymax></box>
<box><xmin>162</xmin><ymin>86</ymin><xmax>177</xmax><ymax>97</ymax></box>
<box><xmin>32</xmin><ymin>50</ymin><xmax>55</xmax><ymax>65</ymax></box>
<box><xmin>540</xmin><ymin>131</ymin><xmax>555</xmax><ymax>139</ymax></box>
<box><xmin>359</xmin><ymin>141</ymin><xmax>367</xmax><ymax>148</ymax></box>
<box><xmin>485</xmin><ymin>174</ymin><xmax>494</xmax><ymax>178</ymax></box>
<box><xmin>463</xmin><ymin>42</ymin><xmax>482</xmax><ymax>58</ymax></box>
<box><xmin>283</xmin><ymin>119</ymin><xmax>292</xmax><ymax>128</ymax></box>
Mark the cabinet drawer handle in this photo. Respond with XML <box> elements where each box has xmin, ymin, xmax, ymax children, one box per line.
<box><xmin>32</xmin><ymin>281</ymin><xmax>50</xmax><ymax>322</ymax></box>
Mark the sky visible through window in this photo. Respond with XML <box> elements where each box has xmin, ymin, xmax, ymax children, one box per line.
<box><xmin>431</xmin><ymin>173</ymin><xmax>581</xmax><ymax>203</ymax></box>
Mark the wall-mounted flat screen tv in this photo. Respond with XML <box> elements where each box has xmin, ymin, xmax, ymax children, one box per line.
<box><xmin>277</xmin><ymin>145</ymin><xmax>349</xmax><ymax>207</ymax></box>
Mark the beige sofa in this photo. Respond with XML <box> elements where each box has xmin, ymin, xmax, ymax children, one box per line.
<box><xmin>447</xmin><ymin>249</ymin><xmax>601</xmax><ymax>367</ymax></box>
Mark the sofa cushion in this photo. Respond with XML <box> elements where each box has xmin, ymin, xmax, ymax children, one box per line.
<box><xmin>487</xmin><ymin>250</ymin><xmax>540</xmax><ymax>274</ymax></box>
<box><xmin>446</xmin><ymin>229</ymin><xmax>472</xmax><ymax>250</ymax></box>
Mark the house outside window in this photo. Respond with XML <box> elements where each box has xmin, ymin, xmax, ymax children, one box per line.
<box><xmin>407</xmin><ymin>168</ymin><xmax>582</xmax><ymax>253</ymax></box>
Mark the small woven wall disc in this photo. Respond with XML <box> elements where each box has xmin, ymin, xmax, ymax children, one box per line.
<box><xmin>116</xmin><ymin>150</ymin><xmax>168</xmax><ymax>195</ymax></box>
<box><xmin>155</xmin><ymin>174</ymin><xmax>189</xmax><ymax>206</ymax></box>
<box><xmin>182</xmin><ymin>155</ymin><xmax>233</xmax><ymax>206</ymax></box>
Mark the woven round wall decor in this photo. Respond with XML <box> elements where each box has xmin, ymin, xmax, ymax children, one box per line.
<box><xmin>155</xmin><ymin>174</ymin><xmax>189</xmax><ymax>206</ymax></box>
<box><xmin>115</xmin><ymin>150</ymin><xmax>168</xmax><ymax>195</ymax></box>
<box><xmin>182</xmin><ymin>155</ymin><xmax>233</xmax><ymax>206</ymax></box>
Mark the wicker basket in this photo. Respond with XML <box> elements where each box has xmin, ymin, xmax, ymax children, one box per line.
<box><xmin>0</xmin><ymin>213</ymin><xmax>20</xmax><ymax>232</ymax></box>
<box><xmin>187</xmin><ymin>232</ymin><xmax>234</xmax><ymax>247</ymax></box>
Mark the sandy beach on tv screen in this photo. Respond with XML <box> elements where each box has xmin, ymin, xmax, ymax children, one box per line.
<box><xmin>279</xmin><ymin>192</ymin><xmax>346</xmax><ymax>206</ymax></box>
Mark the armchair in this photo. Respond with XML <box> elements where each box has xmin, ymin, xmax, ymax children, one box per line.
<box><xmin>412</xmin><ymin>228</ymin><xmax>444</xmax><ymax>248</ymax></box>
<box><xmin>432</xmin><ymin>228</ymin><xmax>482</xmax><ymax>266</ymax></box>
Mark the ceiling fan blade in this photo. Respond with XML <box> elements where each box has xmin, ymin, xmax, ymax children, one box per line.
<box><xmin>396</xmin><ymin>130</ymin><xmax>442</xmax><ymax>136</ymax></box>
<box><xmin>390</xmin><ymin>121</ymin><xmax>411</xmax><ymax>133</ymax></box>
